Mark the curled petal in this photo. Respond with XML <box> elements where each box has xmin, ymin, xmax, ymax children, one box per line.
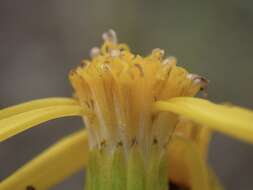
<box><xmin>154</xmin><ymin>97</ymin><xmax>253</xmax><ymax>144</ymax></box>
<box><xmin>169</xmin><ymin>135</ymin><xmax>210</xmax><ymax>190</ymax></box>
<box><xmin>0</xmin><ymin>105</ymin><xmax>85</xmax><ymax>141</ymax></box>
<box><xmin>0</xmin><ymin>97</ymin><xmax>79</xmax><ymax>119</ymax></box>
<box><xmin>0</xmin><ymin>130</ymin><xmax>88</xmax><ymax>190</ymax></box>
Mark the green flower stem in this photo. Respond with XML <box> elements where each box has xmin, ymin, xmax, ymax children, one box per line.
<box><xmin>85</xmin><ymin>144</ymin><xmax>169</xmax><ymax>190</ymax></box>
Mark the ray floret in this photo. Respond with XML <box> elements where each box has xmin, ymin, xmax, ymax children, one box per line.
<box><xmin>154</xmin><ymin>97</ymin><xmax>253</xmax><ymax>143</ymax></box>
<box><xmin>0</xmin><ymin>98</ymin><xmax>87</xmax><ymax>141</ymax></box>
<box><xmin>0</xmin><ymin>130</ymin><xmax>88</xmax><ymax>190</ymax></box>
<box><xmin>0</xmin><ymin>97</ymin><xmax>78</xmax><ymax>119</ymax></box>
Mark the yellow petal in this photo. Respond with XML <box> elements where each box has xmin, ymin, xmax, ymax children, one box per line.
<box><xmin>169</xmin><ymin>135</ymin><xmax>210</xmax><ymax>190</ymax></box>
<box><xmin>194</xmin><ymin>125</ymin><xmax>212</xmax><ymax>160</ymax></box>
<box><xmin>0</xmin><ymin>129</ymin><xmax>218</xmax><ymax>190</ymax></box>
<box><xmin>0</xmin><ymin>105</ymin><xmax>85</xmax><ymax>141</ymax></box>
<box><xmin>0</xmin><ymin>97</ymin><xmax>78</xmax><ymax>119</ymax></box>
<box><xmin>154</xmin><ymin>97</ymin><xmax>253</xmax><ymax>144</ymax></box>
<box><xmin>0</xmin><ymin>130</ymin><xmax>88</xmax><ymax>190</ymax></box>
<box><xmin>208</xmin><ymin>167</ymin><xmax>224</xmax><ymax>190</ymax></box>
<box><xmin>175</xmin><ymin>118</ymin><xmax>212</xmax><ymax>160</ymax></box>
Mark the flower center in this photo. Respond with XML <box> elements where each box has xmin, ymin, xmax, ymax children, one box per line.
<box><xmin>70</xmin><ymin>30</ymin><xmax>206</xmax><ymax>153</ymax></box>
<box><xmin>70</xmin><ymin>30</ymin><xmax>207</xmax><ymax>190</ymax></box>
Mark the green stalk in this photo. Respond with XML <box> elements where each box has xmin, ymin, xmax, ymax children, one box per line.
<box><xmin>85</xmin><ymin>144</ymin><xmax>169</xmax><ymax>190</ymax></box>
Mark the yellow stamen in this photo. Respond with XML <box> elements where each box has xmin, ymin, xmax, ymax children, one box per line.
<box><xmin>69</xmin><ymin>30</ymin><xmax>206</xmax><ymax>152</ymax></box>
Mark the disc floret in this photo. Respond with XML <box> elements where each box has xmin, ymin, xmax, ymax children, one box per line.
<box><xmin>70</xmin><ymin>30</ymin><xmax>206</xmax><ymax>190</ymax></box>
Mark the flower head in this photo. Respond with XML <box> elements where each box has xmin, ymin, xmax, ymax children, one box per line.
<box><xmin>0</xmin><ymin>30</ymin><xmax>253</xmax><ymax>190</ymax></box>
<box><xmin>70</xmin><ymin>30</ymin><xmax>206</xmax><ymax>153</ymax></box>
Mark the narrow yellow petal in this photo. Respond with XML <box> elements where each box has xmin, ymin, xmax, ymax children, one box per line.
<box><xmin>154</xmin><ymin>97</ymin><xmax>253</xmax><ymax>143</ymax></box>
<box><xmin>194</xmin><ymin>125</ymin><xmax>212</xmax><ymax>160</ymax></box>
<box><xmin>176</xmin><ymin>118</ymin><xmax>212</xmax><ymax>160</ymax></box>
<box><xmin>0</xmin><ymin>105</ymin><xmax>84</xmax><ymax>141</ymax></box>
<box><xmin>0</xmin><ymin>97</ymin><xmax>78</xmax><ymax>119</ymax></box>
<box><xmin>208</xmin><ymin>167</ymin><xmax>224</xmax><ymax>190</ymax></box>
<box><xmin>0</xmin><ymin>130</ymin><xmax>88</xmax><ymax>190</ymax></box>
<box><xmin>169</xmin><ymin>135</ymin><xmax>210</xmax><ymax>190</ymax></box>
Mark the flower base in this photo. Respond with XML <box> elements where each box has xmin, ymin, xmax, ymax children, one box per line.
<box><xmin>85</xmin><ymin>143</ymin><xmax>169</xmax><ymax>190</ymax></box>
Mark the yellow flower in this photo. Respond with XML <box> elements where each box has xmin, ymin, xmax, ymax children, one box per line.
<box><xmin>0</xmin><ymin>30</ymin><xmax>252</xmax><ymax>190</ymax></box>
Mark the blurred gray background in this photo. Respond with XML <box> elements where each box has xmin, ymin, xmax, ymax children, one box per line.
<box><xmin>0</xmin><ymin>0</ymin><xmax>253</xmax><ymax>189</ymax></box>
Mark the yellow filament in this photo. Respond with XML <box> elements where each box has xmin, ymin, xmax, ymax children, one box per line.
<box><xmin>154</xmin><ymin>97</ymin><xmax>253</xmax><ymax>144</ymax></box>
<box><xmin>0</xmin><ymin>130</ymin><xmax>88</xmax><ymax>190</ymax></box>
<box><xmin>0</xmin><ymin>97</ymin><xmax>78</xmax><ymax>119</ymax></box>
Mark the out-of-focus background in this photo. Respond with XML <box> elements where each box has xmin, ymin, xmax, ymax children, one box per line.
<box><xmin>0</xmin><ymin>0</ymin><xmax>252</xmax><ymax>189</ymax></box>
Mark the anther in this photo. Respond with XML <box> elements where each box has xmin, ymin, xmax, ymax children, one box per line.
<box><xmin>69</xmin><ymin>69</ymin><xmax>76</xmax><ymax>76</ymax></box>
<box><xmin>102</xmin><ymin>29</ymin><xmax>118</xmax><ymax>44</ymax></box>
<box><xmin>101</xmin><ymin>64</ymin><xmax>111</xmax><ymax>72</ymax></box>
<box><xmin>80</xmin><ymin>60</ymin><xmax>86</xmax><ymax>67</ymax></box>
<box><xmin>187</xmin><ymin>74</ymin><xmax>209</xmax><ymax>90</ymax></box>
<box><xmin>90</xmin><ymin>47</ymin><xmax>100</xmax><ymax>58</ymax></box>
<box><xmin>110</xmin><ymin>49</ymin><xmax>120</xmax><ymax>57</ymax></box>
<box><xmin>162</xmin><ymin>56</ymin><xmax>177</xmax><ymax>66</ymax></box>
<box><xmin>152</xmin><ymin>48</ymin><xmax>165</xmax><ymax>60</ymax></box>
